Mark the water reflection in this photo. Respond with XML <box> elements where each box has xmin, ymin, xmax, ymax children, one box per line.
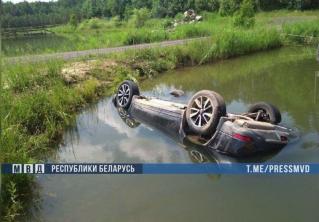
<box><xmin>2</xmin><ymin>35</ymin><xmax>73</xmax><ymax>57</ymax></box>
<box><xmin>56</xmin><ymin>99</ymin><xmax>190</xmax><ymax>163</ymax></box>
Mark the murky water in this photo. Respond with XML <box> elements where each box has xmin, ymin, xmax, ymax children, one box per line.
<box><xmin>32</xmin><ymin>47</ymin><xmax>319</xmax><ymax>222</ymax></box>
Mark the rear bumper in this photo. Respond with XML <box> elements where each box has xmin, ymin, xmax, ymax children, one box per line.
<box><xmin>207</xmin><ymin>130</ymin><xmax>287</xmax><ymax>157</ymax></box>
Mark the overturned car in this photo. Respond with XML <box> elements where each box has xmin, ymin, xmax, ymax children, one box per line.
<box><xmin>113</xmin><ymin>80</ymin><xmax>292</xmax><ymax>157</ymax></box>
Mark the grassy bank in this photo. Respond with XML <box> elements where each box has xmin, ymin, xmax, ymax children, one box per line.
<box><xmin>283</xmin><ymin>19</ymin><xmax>319</xmax><ymax>44</ymax></box>
<box><xmin>2</xmin><ymin>10</ymin><xmax>318</xmax><ymax>57</ymax></box>
<box><xmin>0</xmin><ymin>22</ymin><xmax>313</xmax><ymax>220</ymax></box>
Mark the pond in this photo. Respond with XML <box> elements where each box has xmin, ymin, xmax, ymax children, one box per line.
<box><xmin>31</xmin><ymin>47</ymin><xmax>319</xmax><ymax>221</ymax></box>
<box><xmin>2</xmin><ymin>35</ymin><xmax>75</xmax><ymax>57</ymax></box>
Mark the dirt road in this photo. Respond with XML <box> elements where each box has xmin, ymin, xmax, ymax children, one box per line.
<box><xmin>5</xmin><ymin>37</ymin><xmax>209</xmax><ymax>64</ymax></box>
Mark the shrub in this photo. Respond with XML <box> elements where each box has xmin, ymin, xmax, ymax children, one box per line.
<box><xmin>110</xmin><ymin>16</ymin><xmax>122</xmax><ymax>27</ymax></box>
<box><xmin>233</xmin><ymin>0</ymin><xmax>255</xmax><ymax>28</ymax></box>
<box><xmin>130</xmin><ymin>8</ymin><xmax>151</xmax><ymax>28</ymax></box>
<box><xmin>88</xmin><ymin>18</ymin><xmax>101</xmax><ymax>29</ymax></box>
<box><xmin>175</xmin><ymin>13</ymin><xmax>184</xmax><ymax>20</ymax></box>
<box><xmin>68</xmin><ymin>14</ymin><xmax>78</xmax><ymax>29</ymax></box>
<box><xmin>163</xmin><ymin>19</ymin><xmax>173</xmax><ymax>29</ymax></box>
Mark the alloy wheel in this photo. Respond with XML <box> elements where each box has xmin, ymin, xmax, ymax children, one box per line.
<box><xmin>190</xmin><ymin>96</ymin><xmax>214</xmax><ymax>127</ymax></box>
<box><xmin>117</xmin><ymin>84</ymin><xmax>131</xmax><ymax>107</ymax></box>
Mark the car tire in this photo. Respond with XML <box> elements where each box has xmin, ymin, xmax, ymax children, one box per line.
<box><xmin>248</xmin><ymin>102</ymin><xmax>281</xmax><ymax>124</ymax></box>
<box><xmin>186</xmin><ymin>90</ymin><xmax>226</xmax><ymax>136</ymax></box>
<box><xmin>116</xmin><ymin>80</ymin><xmax>140</xmax><ymax>109</ymax></box>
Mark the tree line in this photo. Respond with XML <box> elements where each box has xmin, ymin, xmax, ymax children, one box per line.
<box><xmin>1</xmin><ymin>0</ymin><xmax>318</xmax><ymax>28</ymax></box>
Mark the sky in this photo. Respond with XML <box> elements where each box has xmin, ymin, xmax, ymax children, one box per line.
<box><xmin>3</xmin><ymin>0</ymin><xmax>55</xmax><ymax>3</ymax></box>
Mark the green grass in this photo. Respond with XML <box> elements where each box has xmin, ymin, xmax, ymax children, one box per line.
<box><xmin>3</xmin><ymin>10</ymin><xmax>317</xmax><ymax>57</ymax></box>
<box><xmin>283</xmin><ymin>19</ymin><xmax>319</xmax><ymax>44</ymax></box>
<box><xmin>1</xmin><ymin>61</ymin><xmax>111</xmax><ymax>220</ymax></box>
<box><xmin>0</xmin><ymin>13</ymin><xmax>316</xmax><ymax>220</ymax></box>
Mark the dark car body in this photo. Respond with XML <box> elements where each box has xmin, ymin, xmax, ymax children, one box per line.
<box><xmin>114</xmin><ymin>95</ymin><xmax>291</xmax><ymax>157</ymax></box>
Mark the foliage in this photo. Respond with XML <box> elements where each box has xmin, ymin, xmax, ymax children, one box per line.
<box><xmin>214</xmin><ymin>28</ymin><xmax>282</xmax><ymax>58</ymax></box>
<box><xmin>233</xmin><ymin>0</ymin><xmax>255</xmax><ymax>28</ymax></box>
<box><xmin>88</xmin><ymin>18</ymin><xmax>101</xmax><ymax>29</ymax></box>
<box><xmin>219</xmin><ymin>0</ymin><xmax>241</xmax><ymax>16</ymax></box>
<box><xmin>124</xmin><ymin>29</ymin><xmax>168</xmax><ymax>45</ymax></box>
<box><xmin>110</xmin><ymin>16</ymin><xmax>122</xmax><ymax>27</ymax></box>
<box><xmin>258</xmin><ymin>0</ymin><xmax>319</xmax><ymax>10</ymax></box>
<box><xmin>68</xmin><ymin>14</ymin><xmax>78</xmax><ymax>29</ymax></box>
<box><xmin>2</xmin><ymin>0</ymin><xmax>318</xmax><ymax>29</ymax></box>
<box><xmin>3</xmin><ymin>181</ymin><xmax>23</xmax><ymax>221</ymax></box>
<box><xmin>195</xmin><ymin>0</ymin><xmax>220</xmax><ymax>12</ymax></box>
<box><xmin>0</xmin><ymin>59</ymin><xmax>108</xmax><ymax>220</ymax></box>
<box><xmin>3</xmin><ymin>10</ymin><xmax>319</xmax><ymax>57</ymax></box>
<box><xmin>283</xmin><ymin>19</ymin><xmax>319</xmax><ymax>44</ymax></box>
<box><xmin>171</xmin><ymin>24</ymin><xmax>211</xmax><ymax>39</ymax></box>
<box><xmin>130</xmin><ymin>8</ymin><xmax>151</xmax><ymax>28</ymax></box>
<box><xmin>1</xmin><ymin>0</ymin><xmax>85</xmax><ymax>28</ymax></box>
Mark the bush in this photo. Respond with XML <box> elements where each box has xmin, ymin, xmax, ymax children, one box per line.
<box><xmin>175</xmin><ymin>13</ymin><xmax>184</xmax><ymax>20</ymax></box>
<box><xmin>163</xmin><ymin>19</ymin><xmax>173</xmax><ymax>29</ymax></box>
<box><xmin>110</xmin><ymin>16</ymin><xmax>122</xmax><ymax>27</ymax></box>
<box><xmin>130</xmin><ymin>8</ymin><xmax>151</xmax><ymax>28</ymax></box>
<box><xmin>233</xmin><ymin>0</ymin><xmax>255</xmax><ymax>28</ymax></box>
<box><xmin>88</xmin><ymin>18</ymin><xmax>101</xmax><ymax>29</ymax></box>
<box><xmin>68</xmin><ymin>14</ymin><xmax>78</xmax><ymax>29</ymax></box>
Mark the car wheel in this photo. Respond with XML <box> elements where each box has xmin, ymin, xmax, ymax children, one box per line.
<box><xmin>186</xmin><ymin>90</ymin><xmax>226</xmax><ymax>136</ymax></box>
<box><xmin>116</xmin><ymin>80</ymin><xmax>140</xmax><ymax>109</ymax></box>
<box><xmin>248</xmin><ymin>102</ymin><xmax>281</xmax><ymax>124</ymax></box>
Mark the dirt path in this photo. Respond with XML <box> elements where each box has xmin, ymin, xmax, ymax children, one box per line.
<box><xmin>5</xmin><ymin>37</ymin><xmax>209</xmax><ymax>64</ymax></box>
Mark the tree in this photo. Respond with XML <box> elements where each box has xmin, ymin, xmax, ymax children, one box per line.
<box><xmin>151</xmin><ymin>0</ymin><xmax>171</xmax><ymax>17</ymax></box>
<box><xmin>131</xmin><ymin>0</ymin><xmax>153</xmax><ymax>9</ymax></box>
<box><xmin>82</xmin><ymin>0</ymin><xmax>102</xmax><ymax>18</ymax></box>
<box><xmin>107</xmin><ymin>0</ymin><xmax>127</xmax><ymax>18</ymax></box>
<box><xmin>1</xmin><ymin>0</ymin><xmax>319</xmax><ymax>29</ymax></box>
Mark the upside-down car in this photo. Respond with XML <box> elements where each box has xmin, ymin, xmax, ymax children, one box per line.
<box><xmin>113</xmin><ymin>80</ymin><xmax>292</xmax><ymax>157</ymax></box>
